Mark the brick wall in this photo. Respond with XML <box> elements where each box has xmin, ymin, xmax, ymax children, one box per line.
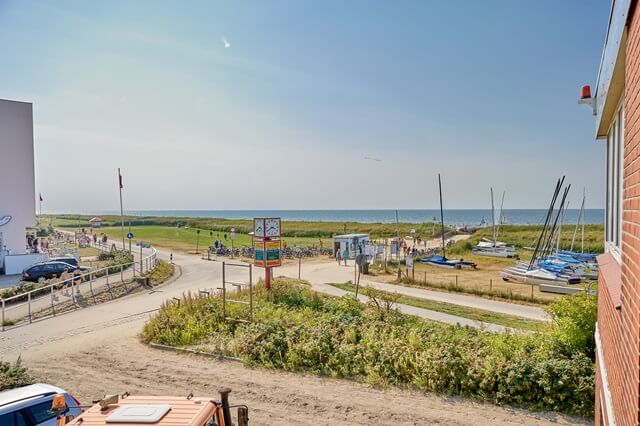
<box><xmin>596</xmin><ymin>257</ymin><xmax>627</xmax><ymax>425</ymax></box>
<box><xmin>623</xmin><ymin>1</ymin><xmax>640</xmax><ymax>425</ymax></box>
<box><xmin>596</xmin><ymin>2</ymin><xmax>640</xmax><ymax>425</ymax></box>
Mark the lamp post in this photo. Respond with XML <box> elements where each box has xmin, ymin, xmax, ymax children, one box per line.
<box><xmin>195</xmin><ymin>229</ymin><xmax>201</xmax><ymax>254</ymax></box>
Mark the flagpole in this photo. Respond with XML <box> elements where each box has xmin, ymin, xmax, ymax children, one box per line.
<box><xmin>118</xmin><ymin>168</ymin><xmax>125</xmax><ymax>250</ymax></box>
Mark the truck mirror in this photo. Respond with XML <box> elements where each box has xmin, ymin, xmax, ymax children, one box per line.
<box><xmin>237</xmin><ymin>407</ymin><xmax>249</xmax><ymax>426</ymax></box>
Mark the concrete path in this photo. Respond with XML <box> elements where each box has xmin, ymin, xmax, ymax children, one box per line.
<box><xmin>278</xmin><ymin>260</ymin><xmax>549</xmax><ymax>321</ymax></box>
<box><xmin>314</xmin><ymin>282</ymin><xmax>510</xmax><ymax>332</ymax></box>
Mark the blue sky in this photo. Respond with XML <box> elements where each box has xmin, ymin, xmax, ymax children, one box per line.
<box><xmin>0</xmin><ymin>1</ymin><xmax>610</xmax><ymax>211</ymax></box>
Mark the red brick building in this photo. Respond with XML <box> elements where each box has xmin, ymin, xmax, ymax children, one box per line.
<box><xmin>594</xmin><ymin>1</ymin><xmax>640</xmax><ymax>425</ymax></box>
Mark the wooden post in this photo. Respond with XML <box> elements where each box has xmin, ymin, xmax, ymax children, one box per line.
<box><xmin>489</xmin><ymin>279</ymin><xmax>493</xmax><ymax>292</ymax></box>
<box><xmin>424</xmin><ymin>271</ymin><xmax>427</xmax><ymax>284</ymax></box>
<box><xmin>298</xmin><ymin>257</ymin><xmax>301</xmax><ymax>280</ymax></box>
<box><xmin>222</xmin><ymin>262</ymin><xmax>226</xmax><ymax>316</ymax></box>
<box><xmin>455</xmin><ymin>275</ymin><xmax>458</xmax><ymax>288</ymax></box>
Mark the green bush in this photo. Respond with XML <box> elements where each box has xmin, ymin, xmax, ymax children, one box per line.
<box><xmin>143</xmin><ymin>279</ymin><xmax>595</xmax><ymax>417</ymax></box>
<box><xmin>0</xmin><ymin>358</ymin><xmax>33</xmax><ymax>391</ymax></box>
<box><xmin>546</xmin><ymin>287</ymin><xmax>597</xmax><ymax>360</ymax></box>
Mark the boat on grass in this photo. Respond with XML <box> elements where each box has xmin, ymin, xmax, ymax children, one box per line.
<box><xmin>420</xmin><ymin>174</ymin><xmax>477</xmax><ymax>270</ymax></box>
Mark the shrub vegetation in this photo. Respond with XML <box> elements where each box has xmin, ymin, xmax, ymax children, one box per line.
<box><xmin>143</xmin><ymin>279</ymin><xmax>595</xmax><ymax>417</ymax></box>
<box><xmin>0</xmin><ymin>358</ymin><xmax>33</xmax><ymax>392</ymax></box>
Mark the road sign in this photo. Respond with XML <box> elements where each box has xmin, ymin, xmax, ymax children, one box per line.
<box><xmin>254</xmin><ymin>239</ymin><xmax>281</xmax><ymax>268</ymax></box>
<box><xmin>127</xmin><ymin>232</ymin><xmax>134</xmax><ymax>239</ymax></box>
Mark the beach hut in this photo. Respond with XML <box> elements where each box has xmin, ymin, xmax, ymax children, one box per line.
<box><xmin>89</xmin><ymin>216</ymin><xmax>102</xmax><ymax>228</ymax></box>
<box><xmin>333</xmin><ymin>233</ymin><xmax>369</xmax><ymax>257</ymax></box>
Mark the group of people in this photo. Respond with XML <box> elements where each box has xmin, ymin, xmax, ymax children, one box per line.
<box><xmin>335</xmin><ymin>247</ymin><xmax>350</xmax><ymax>266</ymax></box>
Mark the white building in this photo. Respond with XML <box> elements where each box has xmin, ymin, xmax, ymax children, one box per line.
<box><xmin>0</xmin><ymin>99</ymin><xmax>40</xmax><ymax>275</ymax></box>
<box><xmin>333</xmin><ymin>233</ymin><xmax>370</xmax><ymax>257</ymax></box>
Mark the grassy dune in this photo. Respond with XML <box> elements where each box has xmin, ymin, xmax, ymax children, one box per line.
<box><xmin>46</xmin><ymin>214</ymin><xmax>603</xmax><ymax>254</ymax></box>
<box><xmin>45</xmin><ymin>214</ymin><xmax>445</xmax><ymax>239</ymax></box>
<box><xmin>447</xmin><ymin>224</ymin><xmax>604</xmax><ymax>255</ymax></box>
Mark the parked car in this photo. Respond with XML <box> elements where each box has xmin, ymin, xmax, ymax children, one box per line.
<box><xmin>0</xmin><ymin>383</ymin><xmax>82</xmax><ymax>426</ymax></box>
<box><xmin>22</xmin><ymin>262</ymin><xmax>87</xmax><ymax>282</ymax></box>
<box><xmin>135</xmin><ymin>241</ymin><xmax>151</xmax><ymax>248</ymax></box>
<box><xmin>49</xmin><ymin>257</ymin><xmax>79</xmax><ymax>267</ymax></box>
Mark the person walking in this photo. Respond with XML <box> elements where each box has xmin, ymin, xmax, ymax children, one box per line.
<box><xmin>335</xmin><ymin>247</ymin><xmax>341</xmax><ymax>264</ymax></box>
<box><xmin>342</xmin><ymin>247</ymin><xmax>349</xmax><ymax>266</ymax></box>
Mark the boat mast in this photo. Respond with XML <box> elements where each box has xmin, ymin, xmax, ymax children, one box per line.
<box><xmin>556</xmin><ymin>201</ymin><xmax>568</xmax><ymax>254</ymax></box>
<box><xmin>570</xmin><ymin>192</ymin><xmax>585</xmax><ymax>252</ymax></box>
<box><xmin>528</xmin><ymin>177</ymin><xmax>564</xmax><ymax>271</ymax></box>
<box><xmin>438</xmin><ymin>173</ymin><xmax>446</xmax><ymax>258</ymax></box>
<box><xmin>582</xmin><ymin>188</ymin><xmax>586</xmax><ymax>253</ymax></box>
<box><xmin>491</xmin><ymin>188</ymin><xmax>496</xmax><ymax>247</ymax></box>
<box><xmin>496</xmin><ymin>190</ymin><xmax>505</xmax><ymax>239</ymax></box>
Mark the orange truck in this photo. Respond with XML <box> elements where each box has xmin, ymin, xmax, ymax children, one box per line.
<box><xmin>52</xmin><ymin>388</ymin><xmax>248</xmax><ymax>426</ymax></box>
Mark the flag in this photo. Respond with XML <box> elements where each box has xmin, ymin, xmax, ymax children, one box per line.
<box><xmin>118</xmin><ymin>168</ymin><xmax>123</xmax><ymax>189</ymax></box>
<box><xmin>39</xmin><ymin>193</ymin><xmax>43</xmax><ymax>202</ymax></box>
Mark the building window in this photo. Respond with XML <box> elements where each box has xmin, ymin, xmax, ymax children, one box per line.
<box><xmin>605</xmin><ymin>104</ymin><xmax>624</xmax><ymax>258</ymax></box>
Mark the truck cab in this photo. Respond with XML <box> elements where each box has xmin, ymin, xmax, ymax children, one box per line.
<box><xmin>57</xmin><ymin>389</ymin><xmax>247</xmax><ymax>426</ymax></box>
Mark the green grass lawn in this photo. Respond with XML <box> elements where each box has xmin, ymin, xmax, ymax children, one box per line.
<box><xmin>88</xmin><ymin>225</ymin><xmax>332</xmax><ymax>253</ymax></box>
<box><xmin>330</xmin><ymin>282</ymin><xmax>548</xmax><ymax>331</ymax></box>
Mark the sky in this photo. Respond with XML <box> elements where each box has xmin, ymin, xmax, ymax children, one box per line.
<box><xmin>0</xmin><ymin>0</ymin><xmax>611</xmax><ymax>211</ymax></box>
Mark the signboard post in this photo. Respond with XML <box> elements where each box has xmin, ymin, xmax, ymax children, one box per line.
<box><xmin>127</xmin><ymin>232</ymin><xmax>134</xmax><ymax>253</ymax></box>
<box><xmin>253</xmin><ymin>218</ymin><xmax>281</xmax><ymax>290</ymax></box>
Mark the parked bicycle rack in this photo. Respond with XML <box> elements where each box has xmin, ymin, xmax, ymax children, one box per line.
<box><xmin>220</xmin><ymin>261</ymin><xmax>253</xmax><ymax>323</ymax></box>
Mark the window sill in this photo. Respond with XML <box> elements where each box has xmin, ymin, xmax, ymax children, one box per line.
<box><xmin>597</xmin><ymin>252</ymin><xmax>622</xmax><ymax>309</ymax></box>
<box><xmin>604</xmin><ymin>241</ymin><xmax>621</xmax><ymax>264</ymax></box>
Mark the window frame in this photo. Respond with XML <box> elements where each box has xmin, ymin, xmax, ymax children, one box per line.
<box><xmin>605</xmin><ymin>101</ymin><xmax>625</xmax><ymax>263</ymax></box>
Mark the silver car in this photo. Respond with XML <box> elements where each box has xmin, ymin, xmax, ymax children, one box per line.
<box><xmin>0</xmin><ymin>384</ymin><xmax>82</xmax><ymax>426</ymax></box>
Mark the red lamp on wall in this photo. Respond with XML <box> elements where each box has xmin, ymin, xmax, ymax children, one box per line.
<box><xmin>578</xmin><ymin>84</ymin><xmax>596</xmax><ymax>115</ymax></box>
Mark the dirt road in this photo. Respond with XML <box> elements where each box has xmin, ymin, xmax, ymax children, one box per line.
<box><xmin>17</xmin><ymin>319</ymin><xmax>589</xmax><ymax>426</ymax></box>
<box><xmin>0</xmin><ymin>248</ymin><xmax>590</xmax><ymax>426</ymax></box>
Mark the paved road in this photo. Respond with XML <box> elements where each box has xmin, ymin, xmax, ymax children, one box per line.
<box><xmin>0</xmin><ymin>249</ymin><xmax>250</xmax><ymax>357</ymax></box>
<box><xmin>278</xmin><ymin>260</ymin><xmax>549</xmax><ymax>321</ymax></box>
<box><xmin>1</xmin><ymin>243</ymin><xmax>157</xmax><ymax>324</ymax></box>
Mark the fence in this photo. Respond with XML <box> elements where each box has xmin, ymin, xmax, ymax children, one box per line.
<box><xmin>1</xmin><ymin>246</ymin><xmax>158</xmax><ymax>331</ymax></box>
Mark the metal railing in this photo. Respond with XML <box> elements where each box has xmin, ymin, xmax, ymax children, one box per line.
<box><xmin>1</xmin><ymin>246</ymin><xmax>158</xmax><ymax>331</ymax></box>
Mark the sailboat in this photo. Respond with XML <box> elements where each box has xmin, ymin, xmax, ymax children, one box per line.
<box><xmin>417</xmin><ymin>174</ymin><xmax>477</xmax><ymax>269</ymax></box>
<box><xmin>472</xmin><ymin>189</ymin><xmax>518</xmax><ymax>258</ymax></box>
<box><xmin>500</xmin><ymin>177</ymin><xmax>582</xmax><ymax>289</ymax></box>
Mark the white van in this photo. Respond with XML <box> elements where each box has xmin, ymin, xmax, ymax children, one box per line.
<box><xmin>0</xmin><ymin>384</ymin><xmax>82</xmax><ymax>426</ymax></box>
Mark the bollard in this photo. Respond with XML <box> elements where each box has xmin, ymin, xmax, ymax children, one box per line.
<box><xmin>424</xmin><ymin>271</ymin><xmax>427</xmax><ymax>284</ymax></box>
<box><xmin>1</xmin><ymin>299</ymin><xmax>5</xmax><ymax>331</ymax></box>
<box><xmin>51</xmin><ymin>285</ymin><xmax>55</xmax><ymax>316</ymax></box>
<box><xmin>298</xmin><ymin>257</ymin><xmax>301</xmax><ymax>280</ymax></box>
<box><xmin>120</xmin><ymin>265</ymin><xmax>124</xmax><ymax>282</ymax></box>
<box><xmin>455</xmin><ymin>275</ymin><xmax>458</xmax><ymax>288</ymax></box>
<box><xmin>490</xmin><ymin>279</ymin><xmax>493</xmax><ymax>292</ymax></box>
<box><xmin>28</xmin><ymin>292</ymin><xmax>32</xmax><ymax>324</ymax></box>
<box><xmin>89</xmin><ymin>272</ymin><xmax>95</xmax><ymax>303</ymax></box>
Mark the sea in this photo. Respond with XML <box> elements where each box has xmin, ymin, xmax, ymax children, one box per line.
<box><xmin>118</xmin><ymin>209</ymin><xmax>604</xmax><ymax>227</ymax></box>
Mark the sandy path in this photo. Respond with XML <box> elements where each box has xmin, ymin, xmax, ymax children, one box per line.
<box><xmin>17</xmin><ymin>319</ymin><xmax>589</xmax><ymax>426</ymax></box>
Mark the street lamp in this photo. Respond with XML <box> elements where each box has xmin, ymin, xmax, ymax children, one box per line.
<box><xmin>196</xmin><ymin>229</ymin><xmax>201</xmax><ymax>253</ymax></box>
